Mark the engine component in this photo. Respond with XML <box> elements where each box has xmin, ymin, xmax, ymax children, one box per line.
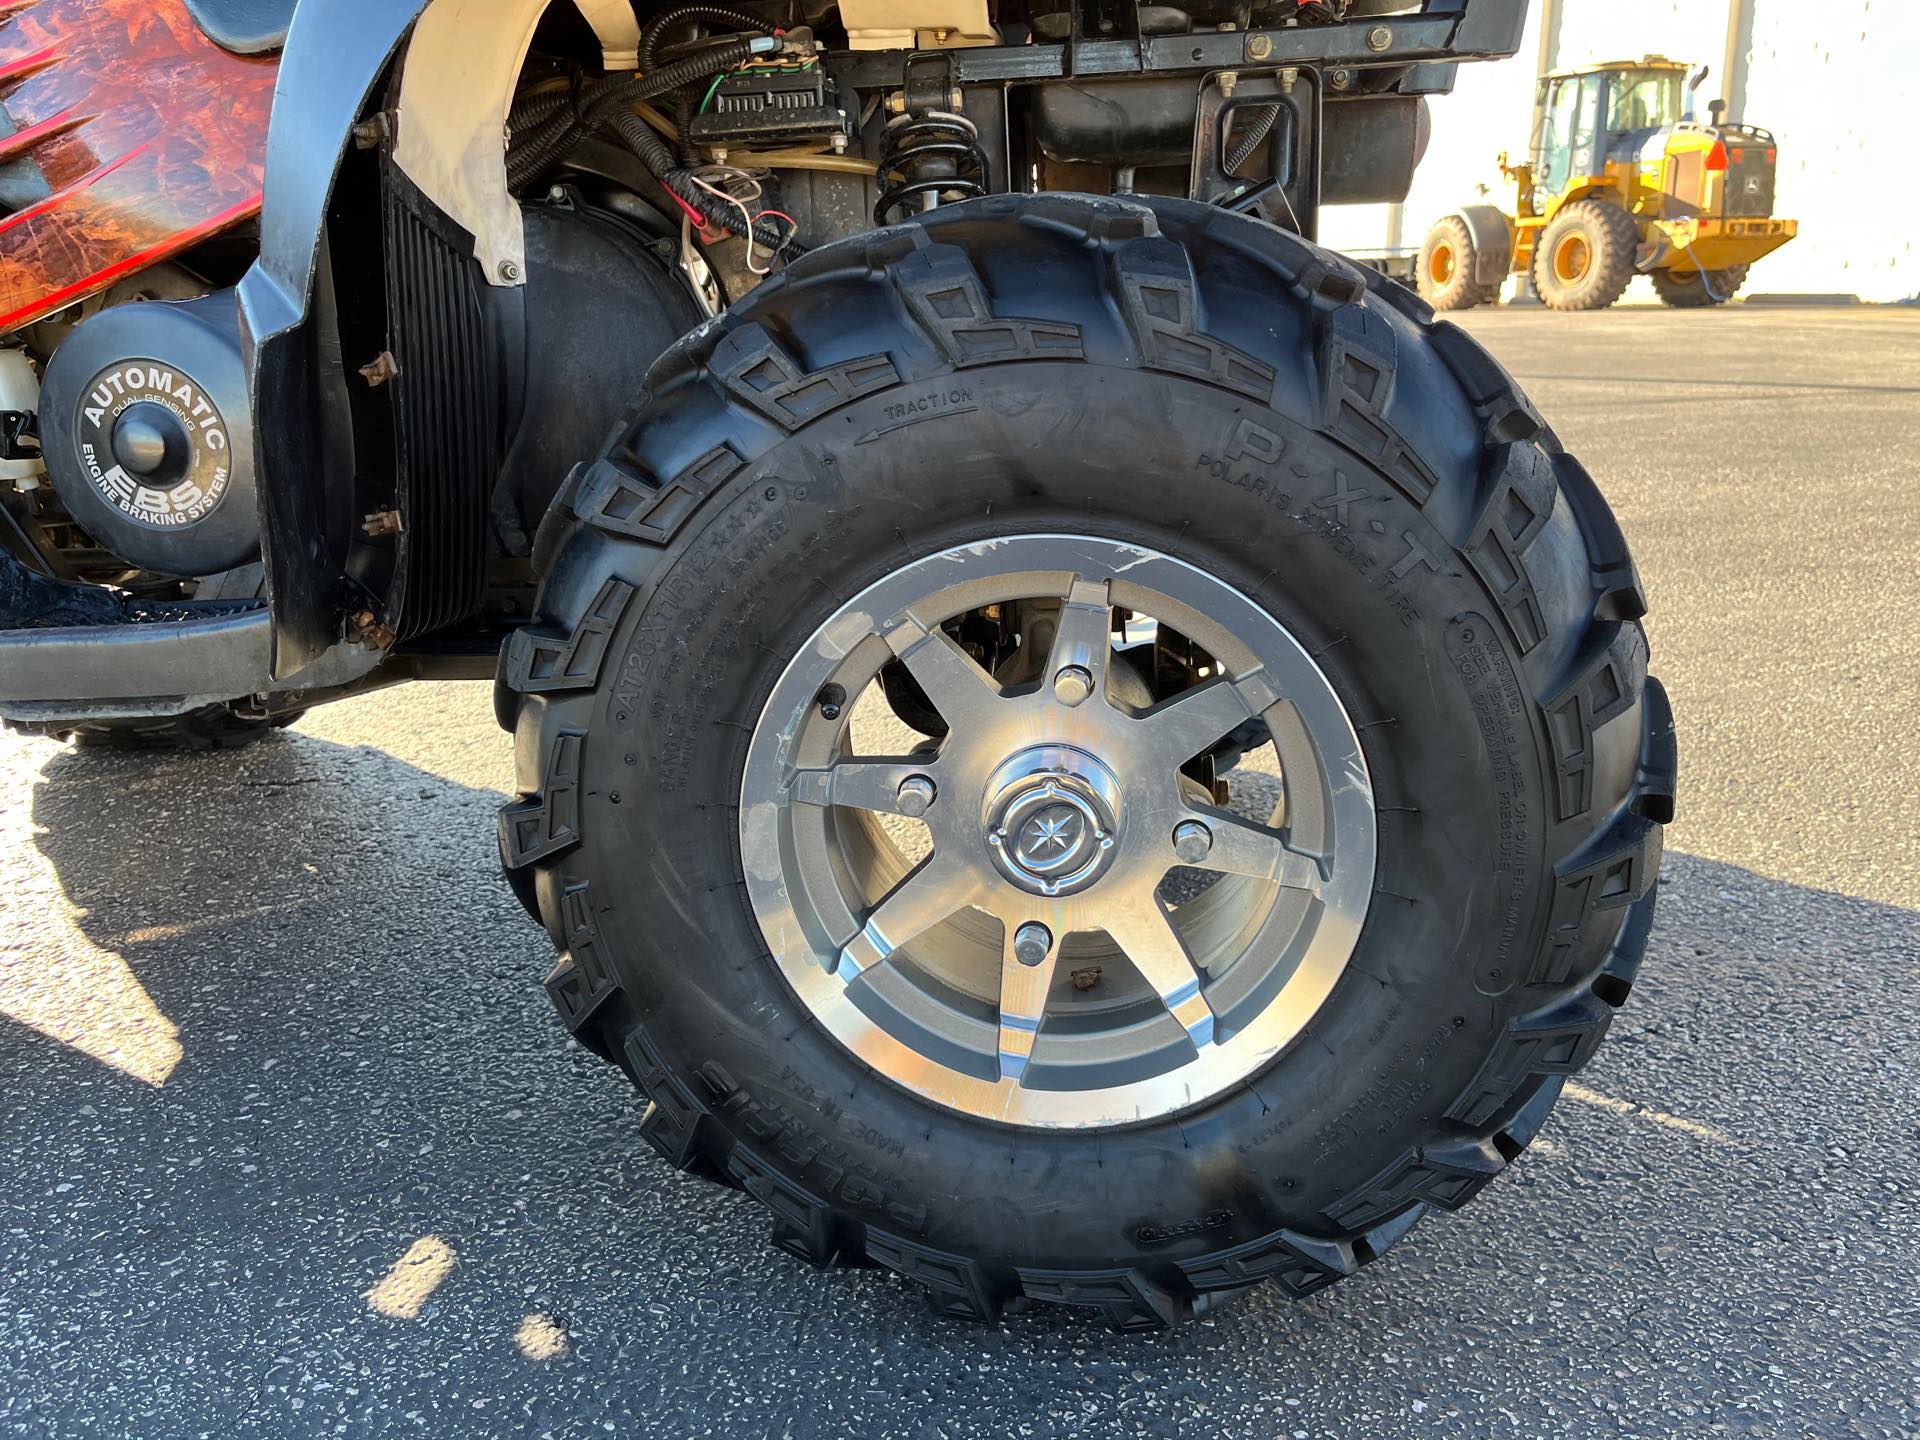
<box><xmin>686</xmin><ymin>68</ymin><xmax>853</xmax><ymax>152</ymax></box>
<box><xmin>1030</xmin><ymin>77</ymin><xmax>1202</xmax><ymax>167</ymax></box>
<box><xmin>39</xmin><ymin>292</ymin><xmax>256</xmax><ymax>578</ymax></box>
<box><xmin>494</xmin><ymin>196</ymin><xmax>706</xmax><ymax>546</ymax></box>
<box><xmin>875</xmin><ymin>110</ymin><xmax>989</xmax><ymax>223</ymax></box>
<box><xmin>1322</xmin><ymin>94</ymin><xmax>1431</xmax><ymax>204</ymax></box>
<box><xmin>0</xmin><ymin>347</ymin><xmax>45</xmax><ymax>488</ymax></box>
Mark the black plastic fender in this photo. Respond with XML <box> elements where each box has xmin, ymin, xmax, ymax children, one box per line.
<box><xmin>1452</xmin><ymin>203</ymin><xmax>1515</xmax><ymax>289</ymax></box>
<box><xmin>237</xmin><ymin>0</ymin><xmax>430</xmax><ymax>680</ymax></box>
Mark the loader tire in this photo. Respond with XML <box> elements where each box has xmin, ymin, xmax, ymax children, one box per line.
<box><xmin>1533</xmin><ymin>199</ymin><xmax>1640</xmax><ymax>311</ymax></box>
<box><xmin>498</xmin><ymin>194</ymin><xmax>1675</xmax><ymax>1330</ymax></box>
<box><xmin>1651</xmin><ymin>264</ymin><xmax>1749</xmax><ymax>308</ymax></box>
<box><xmin>1417</xmin><ymin>214</ymin><xmax>1498</xmax><ymax>312</ymax></box>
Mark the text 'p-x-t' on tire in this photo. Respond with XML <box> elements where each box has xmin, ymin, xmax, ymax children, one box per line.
<box><xmin>496</xmin><ymin>194</ymin><xmax>1676</xmax><ymax>1330</ymax></box>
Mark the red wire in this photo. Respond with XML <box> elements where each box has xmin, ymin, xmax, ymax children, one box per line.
<box><xmin>666</xmin><ymin>188</ymin><xmax>706</xmax><ymax>225</ymax></box>
<box><xmin>755</xmin><ymin>209</ymin><xmax>799</xmax><ymax>256</ymax></box>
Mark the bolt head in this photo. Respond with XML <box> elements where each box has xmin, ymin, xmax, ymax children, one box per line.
<box><xmin>1013</xmin><ymin>922</ymin><xmax>1053</xmax><ymax>967</ymax></box>
<box><xmin>1366</xmin><ymin>25</ymin><xmax>1392</xmax><ymax>51</ymax></box>
<box><xmin>1172</xmin><ymin>820</ymin><xmax>1214</xmax><ymax>865</ymax></box>
<box><xmin>1053</xmin><ymin>665</ymin><xmax>1095</xmax><ymax>707</ymax></box>
<box><xmin>1329</xmin><ymin>67</ymin><xmax>1354</xmax><ymax>91</ymax></box>
<box><xmin>1246</xmin><ymin>33</ymin><xmax>1272</xmax><ymax>61</ymax></box>
<box><xmin>895</xmin><ymin>774</ymin><xmax>937</xmax><ymax>818</ymax></box>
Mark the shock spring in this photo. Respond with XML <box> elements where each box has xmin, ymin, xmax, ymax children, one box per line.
<box><xmin>874</xmin><ymin>110</ymin><xmax>989</xmax><ymax>225</ymax></box>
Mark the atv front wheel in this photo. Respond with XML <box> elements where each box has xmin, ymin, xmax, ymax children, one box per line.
<box><xmin>498</xmin><ymin>195</ymin><xmax>1675</xmax><ymax>1328</ymax></box>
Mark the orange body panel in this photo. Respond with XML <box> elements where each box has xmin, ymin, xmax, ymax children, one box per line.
<box><xmin>0</xmin><ymin>0</ymin><xmax>277</xmax><ymax>334</ymax></box>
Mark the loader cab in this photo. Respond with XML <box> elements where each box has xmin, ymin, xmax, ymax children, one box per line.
<box><xmin>1532</xmin><ymin>59</ymin><xmax>1686</xmax><ymax>209</ymax></box>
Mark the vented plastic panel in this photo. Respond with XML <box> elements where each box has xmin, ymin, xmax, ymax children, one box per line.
<box><xmin>381</xmin><ymin>169</ymin><xmax>499</xmax><ymax>640</ymax></box>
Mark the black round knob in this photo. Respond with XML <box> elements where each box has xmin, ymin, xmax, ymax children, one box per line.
<box><xmin>112</xmin><ymin>402</ymin><xmax>186</xmax><ymax>479</ymax></box>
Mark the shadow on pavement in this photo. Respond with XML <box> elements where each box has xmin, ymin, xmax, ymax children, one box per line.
<box><xmin>2</xmin><ymin>729</ymin><xmax>1914</xmax><ymax>1438</ymax></box>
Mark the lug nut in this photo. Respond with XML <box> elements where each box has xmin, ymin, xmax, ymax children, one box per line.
<box><xmin>895</xmin><ymin>774</ymin><xmax>937</xmax><ymax>818</ymax></box>
<box><xmin>1172</xmin><ymin>820</ymin><xmax>1214</xmax><ymax>864</ymax></box>
<box><xmin>1053</xmin><ymin>665</ymin><xmax>1094</xmax><ymax>707</ymax></box>
<box><xmin>1013</xmin><ymin>923</ymin><xmax>1053</xmax><ymax>967</ymax></box>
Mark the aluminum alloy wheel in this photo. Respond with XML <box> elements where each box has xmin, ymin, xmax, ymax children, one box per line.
<box><xmin>739</xmin><ymin>535</ymin><xmax>1376</xmax><ymax>1127</ymax></box>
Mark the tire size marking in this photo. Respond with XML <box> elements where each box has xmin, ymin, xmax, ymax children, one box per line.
<box><xmin>692</xmin><ymin>1058</ymin><xmax>927</xmax><ymax>1231</ymax></box>
<box><xmin>1445</xmin><ymin>613</ymin><xmax>1541</xmax><ymax>997</ymax></box>
<box><xmin>609</xmin><ymin>486</ymin><xmax>795</xmax><ymax>766</ymax></box>
<box><xmin>1309</xmin><ymin>1020</ymin><xmax>1456</xmax><ymax>1161</ymax></box>
<box><xmin>611</xmin><ymin>484</ymin><xmax>870</xmax><ymax>798</ymax></box>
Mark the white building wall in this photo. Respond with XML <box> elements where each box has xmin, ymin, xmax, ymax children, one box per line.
<box><xmin>1552</xmin><ymin>0</ymin><xmax>1724</xmax><ymax>82</ymax></box>
<box><xmin>1738</xmin><ymin>0</ymin><xmax>1919</xmax><ymax>300</ymax></box>
<box><xmin>1324</xmin><ymin>0</ymin><xmax>1920</xmax><ymax>302</ymax></box>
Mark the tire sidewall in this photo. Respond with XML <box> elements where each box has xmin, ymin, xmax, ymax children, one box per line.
<box><xmin>1418</xmin><ymin>217</ymin><xmax>1479</xmax><ymax>311</ymax></box>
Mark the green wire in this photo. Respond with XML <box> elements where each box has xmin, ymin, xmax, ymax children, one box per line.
<box><xmin>698</xmin><ymin>60</ymin><xmax>820</xmax><ymax>114</ymax></box>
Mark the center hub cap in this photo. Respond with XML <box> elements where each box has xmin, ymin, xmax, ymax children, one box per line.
<box><xmin>984</xmin><ymin>746</ymin><xmax>1121</xmax><ymax>897</ymax></box>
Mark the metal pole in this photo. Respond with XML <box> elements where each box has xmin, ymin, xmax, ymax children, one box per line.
<box><xmin>1527</xmin><ymin>0</ymin><xmax>1561</xmax><ymax>158</ymax></box>
<box><xmin>1511</xmin><ymin>0</ymin><xmax>1560</xmax><ymax>305</ymax></box>
<box><xmin>1535</xmin><ymin>0</ymin><xmax>1560</xmax><ymax>78</ymax></box>
<box><xmin>1722</xmin><ymin>0</ymin><xmax>1749</xmax><ymax>123</ymax></box>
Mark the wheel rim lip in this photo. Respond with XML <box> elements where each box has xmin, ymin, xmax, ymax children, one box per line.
<box><xmin>738</xmin><ymin>534</ymin><xmax>1378</xmax><ymax>1129</ymax></box>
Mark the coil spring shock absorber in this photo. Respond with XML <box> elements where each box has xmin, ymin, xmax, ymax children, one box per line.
<box><xmin>874</xmin><ymin>110</ymin><xmax>989</xmax><ymax>224</ymax></box>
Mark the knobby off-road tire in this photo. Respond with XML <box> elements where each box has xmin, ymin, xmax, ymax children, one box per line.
<box><xmin>1533</xmin><ymin>199</ymin><xmax>1640</xmax><ymax>312</ymax></box>
<box><xmin>497</xmin><ymin>194</ymin><xmax>1676</xmax><ymax>1330</ymax></box>
<box><xmin>1417</xmin><ymin>215</ymin><xmax>1497</xmax><ymax>313</ymax></box>
<box><xmin>1651</xmin><ymin>263</ymin><xmax>1749</xmax><ymax>308</ymax></box>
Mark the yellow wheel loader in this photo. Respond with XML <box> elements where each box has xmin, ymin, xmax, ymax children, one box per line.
<box><xmin>1419</xmin><ymin>56</ymin><xmax>1798</xmax><ymax>311</ymax></box>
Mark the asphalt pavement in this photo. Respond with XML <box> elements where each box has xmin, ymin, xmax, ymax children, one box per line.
<box><xmin>2</xmin><ymin>307</ymin><xmax>1916</xmax><ymax>1439</ymax></box>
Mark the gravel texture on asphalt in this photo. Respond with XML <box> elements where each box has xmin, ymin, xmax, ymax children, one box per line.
<box><xmin>2</xmin><ymin>308</ymin><xmax>1915</xmax><ymax>1438</ymax></box>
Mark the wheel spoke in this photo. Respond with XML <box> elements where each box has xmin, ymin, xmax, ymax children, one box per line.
<box><xmin>886</xmin><ymin>622</ymin><xmax>1001</xmax><ymax>731</ymax></box>
<box><xmin>1046</xmin><ymin>578</ymin><xmax>1114</xmax><ymax>698</ymax></box>
<box><xmin>834</xmin><ymin>855</ymin><xmax>973</xmax><ymax>982</ymax></box>
<box><xmin>996</xmin><ymin>921</ymin><xmax>1061</xmax><ymax>1083</ymax></box>
<box><xmin>1178</xmin><ymin>810</ymin><xmax>1324</xmax><ymax>894</ymax></box>
<box><xmin>788</xmin><ymin>759</ymin><xmax>940</xmax><ymax>817</ymax></box>
<box><xmin>1138</xmin><ymin>668</ymin><xmax>1280</xmax><ymax>763</ymax></box>
<box><xmin>1101</xmin><ymin>899</ymin><xmax>1217</xmax><ymax>1049</ymax></box>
